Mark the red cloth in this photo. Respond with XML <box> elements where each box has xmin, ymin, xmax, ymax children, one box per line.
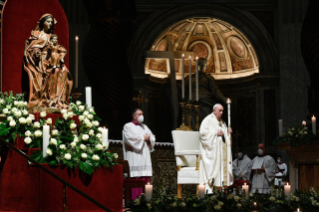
<box><xmin>1</xmin><ymin>0</ymin><xmax>68</xmax><ymax>94</ymax></box>
<box><xmin>131</xmin><ymin>177</ymin><xmax>150</xmax><ymax>200</ymax></box>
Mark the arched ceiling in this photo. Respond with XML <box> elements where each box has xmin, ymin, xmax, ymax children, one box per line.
<box><xmin>145</xmin><ymin>18</ymin><xmax>259</xmax><ymax>80</ymax></box>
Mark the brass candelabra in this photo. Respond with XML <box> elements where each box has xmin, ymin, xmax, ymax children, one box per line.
<box><xmin>176</xmin><ymin>101</ymin><xmax>192</xmax><ymax>131</ymax></box>
<box><xmin>194</xmin><ymin>104</ymin><xmax>201</xmax><ymax>131</ymax></box>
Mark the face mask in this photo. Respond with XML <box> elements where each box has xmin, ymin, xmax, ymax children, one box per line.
<box><xmin>258</xmin><ymin>149</ymin><xmax>263</xmax><ymax>155</ymax></box>
<box><xmin>277</xmin><ymin>159</ymin><xmax>281</xmax><ymax>163</ymax></box>
<box><xmin>137</xmin><ymin>115</ymin><xmax>144</xmax><ymax>123</ymax></box>
<box><xmin>238</xmin><ymin>152</ymin><xmax>243</xmax><ymax>158</ymax></box>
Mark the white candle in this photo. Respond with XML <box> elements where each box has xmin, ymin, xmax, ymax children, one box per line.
<box><xmin>284</xmin><ymin>182</ymin><xmax>291</xmax><ymax>200</ymax></box>
<box><xmin>195</xmin><ymin>56</ymin><xmax>199</xmax><ymax>102</ymax></box>
<box><xmin>278</xmin><ymin>119</ymin><xmax>283</xmax><ymax>136</ymax></box>
<box><xmin>189</xmin><ymin>56</ymin><xmax>192</xmax><ymax>101</ymax></box>
<box><xmin>86</xmin><ymin>87</ymin><xmax>92</xmax><ymax>108</ymax></box>
<box><xmin>102</xmin><ymin>127</ymin><xmax>108</xmax><ymax>146</ymax></box>
<box><xmin>145</xmin><ymin>183</ymin><xmax>153</xmax><ymax>201</ymax></box>
<box><xmin>295</xmin><ymin>208</ymin><xmax>301</xmax><ymax>212</ymax></box>
<box><xmin>312</xmin><ymin>116</ymin><xmax>316</xmax><ymax>135</ymax></box>
<box><xmin>43</xmin><ymin>124</ymin><xmax>50</xmax><ymax>157</ymax></box>
<box><xmin>75</xmin><ymin>36</ymin><xmax>79</xmax><ymax>88</ymax></box>
<box><xmin>302</xmin><ymin>120</ymin><xmax>306</xmax><ymax>126</ymax></box>
<box><xmin>198</xmin><ymin>184</ymin><xmax>205</xmax><ymax>198</ymax></box>
<box><xmin>227</xmin><ymin>98</ymin><xmax>231</xmax><ymax>127</ymax></box>
<box><xmin>242</xmin><ymin>183</ymin><xmax>249</xmax><ymax>198</ymax></box>
<box><xmin>182</xmin><ymin>54</ymin><xmax>185</xmax><ymax>99</ymax></box>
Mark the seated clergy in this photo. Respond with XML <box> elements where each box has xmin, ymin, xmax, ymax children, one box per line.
<box><xmin>243</xmin><ymin>143</ymin><xmax>276</xmax><ymax>194</ymax></box>
<box><xmin>232</xmin><ymin>148</ymin><xmax>251</xmax><ymax>180</ymax></box>
<box><xmin>274</xmin><ymin>155</ymin><xmax>288</xmax><ymax>186</ymax></box>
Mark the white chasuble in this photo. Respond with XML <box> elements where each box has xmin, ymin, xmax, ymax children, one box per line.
<box><xmin>199</xmin><ymin>113</ymin><xmax>233</xmax><ymax>192</ymax></box>
<box><xmin>244</xmin><ymin>155</ymin><xmax>276</xmax><ymax>194</ymax></box>
<box><xmin>122</xmin><ymin>122</ymin><xmax>155</xmax><ymax>177</ymax></box>
<box><xmin>232</xmin><ymin>155</ymin><xmax>251</xmax><ymax>180</ymax></box>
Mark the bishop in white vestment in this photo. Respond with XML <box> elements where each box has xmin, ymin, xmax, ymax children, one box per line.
<box><xmin>232</xmin><ymin>149</ymin><xmax>251</xmax><ymax>180</ymax></box>
<box><xmin>244</xmin><ymin>143</ymin><xmax>276</xmax><ymax>194</ymax></box>
<box><xmin>199</xmin><ymin>104</ymin><xmax>233</xmax><ymax>193</ymax></box>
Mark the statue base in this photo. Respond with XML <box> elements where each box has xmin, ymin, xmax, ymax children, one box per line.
<box><xmin>176</xmin><ymin>123</ymin><xmax>193</xmax><ymax>131</ymax></box>
<box><xmin>29</xmin><ymin>106</ymin><xmax>71</xmax><ymax>114</ymax></box>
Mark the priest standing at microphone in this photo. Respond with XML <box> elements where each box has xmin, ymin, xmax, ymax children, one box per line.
<box><xmin>199</xmin><ymin>103</ymin><xmax>233</xmax><ymax>193</ymax></box>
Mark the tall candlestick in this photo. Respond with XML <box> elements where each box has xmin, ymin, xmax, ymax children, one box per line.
<box><xmin>75</xmin><ymin>36</ymin><xmax>79</xmax><ymax>88</ymax></box>
<box><xmin>312</xmin><ymin>116</ymin><xmax>316</xmax><ymax>135</ymax></box>
<box><xmin>242</xmin><ymin>183</ymin><xmax>249</xmax><ymax>198</ymax></box>
<box><xmin>278</xmin><ymin>119</ymin><xmax>283</xmax><ymax>136</ymax></box>
<box><xmin>182</xmin><ymin>54</ymin><xmax>185</xmax><ymax>99</ymax></box>
<box><xmin>195</xmin><ymin>56</ymin><xmax>199</xmax><ymax>101</ymax></box>
<box><xmin>145</xmin><ymin>183</ymin><xmax>153</xmax><ymax>201</ymax></box>
<box><xmin>86</xmin><ymin>87</ymin><xmax>92</xmax><ymax>108</ymax></box>
<box><xmin>43</xmin><ymin>124</ymin><xmax>50</xmax><ymax>157</ymax></box>
<box><xmin>284</xmin><ymin>182</ymin><xmax>291</xmax><ymax>200</ymax></box>
<box><xmin>227</xmin><ymin>98</ymin><xmax>231</xmax><ymax>127</ymax></box>
<box><xmin>189</xmin><ymin>56</ymin><xmax>192</xmax><ymax>101</ymax></box>
<box><xmin>102</xmin><ymin>127</ymin><xmax>108</xmax><ymax>145</ymax></box>
<box><xmin>198</xmin><ymin>184</ymin><xmax>205</xmax><ymax>198</ymax></box>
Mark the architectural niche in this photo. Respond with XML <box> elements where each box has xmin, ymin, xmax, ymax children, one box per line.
<box><xmin>145</xmin><ymin>18</ymin><xmax>259</xmax><ymax>80</ymax></box>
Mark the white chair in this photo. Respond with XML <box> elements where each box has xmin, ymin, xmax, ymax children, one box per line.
<box><xmin>172</xmin><ymin>130</ymin><xmax>201</xmax><ymax>198</ymax></box>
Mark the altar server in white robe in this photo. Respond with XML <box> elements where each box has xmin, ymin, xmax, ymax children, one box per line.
<box><xmin>232</xmin><ymin>148</ymin><xmax>251</xmax><ymax>180</ymax></box>
<box><xmin>244</xmin><ymin>143</ymin><xmax>276</xmax><ymax>194</ymax></box>
<box><xmin>274</xmin><ymin>155</ymin><xmax>288</xmax><ymax>186</ymax></box>
<box><xmin>123</xmin><ymin>108</ymin><xmax>156</xmax><ymax>199</ymax></box>
<box><xmin>199</xmin><ymin>104</ymin><xmax>233</xmax><ymax>193</ymax></box>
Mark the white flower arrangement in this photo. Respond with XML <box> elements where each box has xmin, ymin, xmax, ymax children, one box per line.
<box><xmin>93</xmin><ymin>121</ymin><xmax>99</xmax><ymax>127</ymax></box>
<box><xmin>70</xmin><ymin>142</ymin><xmax>76</xmax><ymax>148</ymax></box>
<box><xmin>76</xmin><ymin>101</ymin><xmax>81</xmax><ymax>106</ymax></box>
<box><xmin>50</xmin><ymin>138</ymin><xmax>57</xmax><ymax>146</ymax></box>
<box><xmin>67</xmin><ymin>111</ymin><xmax>74</xmax><ymax>118</ymax></box>
<box><xmin>46</xmin><ymin>118</ymin><xmax>52</xmax><ymax>125</ymax></box>
<box><xmin>70</xmin><ymin>123</ymin><xmax>77</xmax><ymax>129</ymax></box>
<box><xmin>40</xmin><ymin>111</ymin><xmax>47</xmax><ymax>118</ymax></box>
<box><xmin>92</xmin><ymin>154</ymin><xmax>100</xmax><ymax>161</ymax></box>
<box><xmin>82</xmin><ymin>134</ymin><xmax>89</xmax><ymax>141</ymax></box>
<box><xmin>9</xmin><ymin>120</ymin><xmax>16</xmax><ymax>128</ymax></box>
<box><xmin>24</xmin><ymin>137</ymin><xmax>32</xmax><ymax>145</ymax></box>
<box><xmin>59</xmin><ymin>144</ymin><xmax>66</xmax><ymax>150</ymax></box>
<box><xmin>64</xmin><ymin>153</ymin><xmax>71</xmax><ymax>160</ymax></box>
<box><xmin>19</xmin><ymin>117</ymin><xmax>27</xmax><ymax>125</ymax></box>
<box><xmin>46</xmin><ymin>149</ymin><xmax>53</xmax><ymax>156</ymax></box>
<box><xmin>89</xmin><ymin>129</ymin><xmax>95</xmax><ymax>136</ymax></box>
<box><xmin>52</xmin><ymin>129</ymin><xmax>59</xmax><ymax>136</ymax></box>
<box><xmin>96</xmin><ymin>144</ymin><xmax>103</xmax><ymax>151</ymax></box>
<box><xmin>34</xmin><ymin>122</ymin><xmax>40</xmax><ymax>129</ymax></box>
<box><xmin>14</xmin><ymin>110</ymin><xmax>22</xmax><ymax>118</ymax></box>
<box><xmin>25</xmin><ymin>130</ymin><xmax>32</xmax><ymax>137</ymax></box>
<box><xmin>34</xmin><ymin>130</ymin><xmax>42</xmax><ymax>138</ymax></box>
<box><xmin>80</xmin><ymin>144</ymin><xmax>87</xmax><ymax>150</ymax></box>
<box><xmin>79</xmin><ymin>106</ymin><xmax>85</xmax><ymax>112</ymax></box>
<box><xmin>79</xmin><ymin>115</ymin><xmax>84</xmax><ymax>121</ymax></box>
<box><xmin>81</xmin><ymin>153</ymin><xmax>87</xmax><ymax>159</ymax></box>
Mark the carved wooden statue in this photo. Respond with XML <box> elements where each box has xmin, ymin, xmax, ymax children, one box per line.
<box><xmin>23</xmin><ymin>14</ymin><xmax>73</xmax><ymax>111</ymax></box>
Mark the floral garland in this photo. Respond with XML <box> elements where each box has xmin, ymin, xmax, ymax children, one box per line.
<box><xmin>0</xmin><ymin>91</ymin><xmax>118</xmax><ymax>174</ymax></box>
<box><xmin>127</xmin><ymin>183</ymin><xmax>319</xmax><ymax>212</ymax></box>
<box><xmin>273</xmin><ymin>125</ymin><xmax>318</xmax><ymax>147</ymax></box>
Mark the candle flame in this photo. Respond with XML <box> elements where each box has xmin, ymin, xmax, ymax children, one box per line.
<box><xmin>244</xmin><ymin>183</ymin><xmax>246</xmax><ymax>185</ymax></box>
<box><xmin>286</xmin><ymin>182</ymin><xmax>289</xmax><ymax>185</ymax></box>
<box><xmin>75</xmin><ymin>36</ymin><xmax>79</xmax><ymax>40</ymax></box>
<box><xmin>182</xmin><ymin>54</ymin><xmax>184</xmax><ymax>58</ymax></box>
<box><xmin>147</xmin><ymin>182</ymin><xmax>150</xmax><ymax>185</ymax></box>
<box><xmin>189</xmin><ymin>56</ymin><xmax>191</xmax><ymax>59</ymax></box>
<box><xmin>196</xmin><ymin>56</ymin><xmax>198</xmax><ymax>60</ymax></box>
<box><xmin>297</xmin><ymin>208</ymin><xmax>299</xmax><ymax>212</ymax></box>
<box><xmin>254</xmin><ymin>202</ymin><xmax>257</xmax><ymax>206</ymax></box>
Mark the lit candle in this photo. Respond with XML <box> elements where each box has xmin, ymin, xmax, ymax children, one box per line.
<box><xmin>284</xmin><ymin>182</ymin><xmax>291</xmax><ymax>200</ymax></box>
<box><xmin>75</xmin><ymin>36</ymin><xmax>79</xmax><ymax>88</ymax></box>
<box><xmin>227</xmin><ymin>98</ymin><xmax>231</xmax><ymax>128</ymax></box>
<box><xmin>102</xmin><ymin>127</ymin><xmax>108</xmax><ymax>145</ymax></box>
<box><xmin>254</xmin><ymin>202</ymin><xmax>257</xmax><ymax>207</ymax></box>
<box><xmin>198</xmin><ymin>184</ymin><xmax>205</xmax><ymax>198</ymax></box>
<box><xmin>43</xmin><ymin>124</ymin><xmax>50</xmax><ymax>157</ymax></box>
<box><xmin>302</xmin><ymin>120</ymin><xmax>306</xmax><ymax>126</ymax></box>
<box><xmin>195</xmin><ymin>56</ymin><xmax>199</xmax><ymax>102</ymax></box>
<box><xmin>182</xmin><ymin>54</ymin><xmax>185</xmax><ymax>99</ymax></box>
<box><xmin>86</xmin><ymin>87</ymin><xmax>92</xmax><ymax>108</ymax></box>
<box><xmin>278</xmin><ymin>119</ymin><xmax>283</xmax><ymax>136</ymax></box>
<box><xmin>242</xmin><ymin>183</ymin><xmax>249</xmax><ymax>199</ymax></box>
<box><xmin>295</xmin><ymin>208</ymin><xmax>302</xmax><ymax>212</ymax></box>
<box><xmin>145</xmin><ymin>182</ymin><xmax>153</xmax><ymax>201</ymax></box>
<box><xmin>189</xmin><ymin>56</ymin><xmax>192</xmax><ymax>101</ymax></box>
<box><xmin>312</xmin><ymin>116</ymin><xmax>316</xmax><ymax>135</ymax></box>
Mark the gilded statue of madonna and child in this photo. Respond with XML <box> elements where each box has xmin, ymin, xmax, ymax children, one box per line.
<box><xmin>23</xmin><ymin>14</ymin><xmax>73</xmax><ymax>112</ymax></box>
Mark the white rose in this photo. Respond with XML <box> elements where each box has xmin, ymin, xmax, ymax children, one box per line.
<box><xmin>63</xmin><ymin>113</ymin><xmax>68</xmax><ymax>120</ymax></box>
<box><xmin>7</xmin><ymin>116</ymin><xmax>13</xmax><ymax>122</ymax></box>
<box><xmin>214</xmin><ymin>205</ymin><xmax>221</xmax><ymax>210</ymax></box>
<box><xmin>103</xmin><ymin>142</ymin><xmax>109</xmax><ymax>150</ymax></box>
<box><xmin>50</xmin><ymin>138</ymin><xmax>57</xmax><ymax>146</ymax></box>
<box><xmin>24</xmin><ymin>101</ymin><xmax>28</xmax><ymax>106</ymax></box>
<box><xmin>19</xmin><ymin>117</ymin><xmax>27</xmax><ymax>124</ymax></box>
<box><xmin>88</xmin><ymin>114</ymin><xmax>94</xmax><ymax>120</ymax></box>
<box><xmin>79</xmin><ymin>105</ymin><xmax>85</xmax><ymax>112</ymax></box>
<box><xmin>34</xmin><ymin>130</ymin><xmax>42</xmax><ymax>137</ymax></box>
<box><xmin>73</xmin><ymin>136</ymin><xmax>79</xmax><ymax>142</ymax></box>
<box><xmin>6</xmin><ymin>105</ymin><xmax>11</xmax><ymax>109</ymax></box>
<box><xmin>46</xmin><ymin>149</ymin><xmax>53</xmax><ymax>156</ymax></box>
<box><xmin>70</xmin><ymin>123</ymin><xmax>77</xmax><ymax>130</ymax></box>
<box><xmin>52</xmin><ymin>129</ymin><xmax>59</xmax><ymax>136</ymax></box>
<box><xmin>64</xmin><ymin>153</ymin><xmax>71</xmax><ymax>160</ymax></box>
<box><xmin>0</xmin><ymin>99</ymin><xmax>4</xmax><ymax>104</ymax></box>
<box><xmin>84</xmin><ymin>118</ymin><xmax>90</xmax><ymax>124</ymax></box>
<box><xmin>96</xmin><ymin>133</ymin><xmax>102</xmax><ymax>139</ymax></box>
<box><xmin>46</xmin><ymin>118</ymin><xmax>52</xmax><ymax>125</ymax></box>
<box><xmin>25</xmin><ymin>130</ymin><xmax>32</xmax><ymax>137</ymax></box>
<box><xmin>3</xmin><ymin>108</ymin><xmax>9</xmax><ymax>114</ymax></box>
<box><xmin>83</xmin><ymin>111</ymin><xmax>89</xmax><ymax>116</ymax></box>
<box><xmin>60</xmin><ymin>109</ymin><xmax>68</xmax><ymax>115</ymax></box>
<box><xmin>28</xmin><ymin>114</ymin><xmax>35</xmax><ymax>120</ymax></box>
<box><xmin>40</xmin><ymin>111</ymin><xmax>47</xmax><ymax>118</ymax></box>
<box><xmin>79</xmin><ymin>115</ymin><xmax>85</xmax><ymax>121</ymax></box>
<box><xmin>24</xmin><ymin>137</ymin><xmax>32</xmax><ymax>145</ymax></box>
<box><xmin>93</xmin><ymin>121</ymin><xmax>99</xmax><ymax>127</ymax></box>
<box><xmin>9</xmin><ymin>120</ymin><xmax>16</xmax><ymax>128</ymax></box>
<box><xmin>14</xmin><ymin>101</ymin><xmax>18</xmax><ymax>106</ymax></box>
<box><xmin>26</xmin><ymin>117</ymin><xmax>32</xmax><ymax>125</ymax></box>
<box><xmin>113</xmin><ymin>153</ymin><xmax>118</xmax><ymax>159</ymax></box>
<box><xmin>12</xmin><ymin>107</ymin><xmax>17</xmax><ymax>113</ymax></box>
<box><xmin>98</xmin><ymin>127</ymin><xmax>103</xmax><ymax>133</ymax></box>
<box><xmin>59</xmin><ymin>144</ymin><xmax>66</xmax><ymax>150</ymax></box>
<box><xmin>82</xmin><ymin>134</ymin><xmax>89</xmax><ymax>141</ymax></box>
<box><xmin>68</xmin><ymin>112</ymin><xmax>74</xmax><ymax>118</ymax></box>
<box><xmin>76</xmin><ymin>101</ymin><xmax>81</xmax><ymax>106</ymax></box>
<box><xmin>92</xmin><ymin>154</ymin><xmax>100</xmax><ymax>161</ymax></box>
<box><xmin>81</xmin><ymin>153</ymin><xmax>87</xmax><ymax>159</ymax></box>
<box><xmin>80</xmin><ymin>144</ymin><xmax>87</xmax><ymax>150</ymax></box>
<box><xmin>89</xmin><ymin>107</ymin><xmax>95</xmax><ymax>113</ymax></box>
<box><xmin>18</xmin><ymin>101</ymin><xmax>24</xmax><ymax>107</ymax></box>
<box><xmin>89</xmin><ymin>129</ymin><xmax>95</xmax><ymax>136</ymax></box>
<box><xmin>34</xmin><ymin>121</ymin><xmax>40</xmax><ymax>129</ymax></box>
<box><xmin>14</xmin><ymin>110</ymin><xmax>22</xmax><ymax>118</ymax></box>
<box><xmin>70</xmin><ymin>142</ymin><xmax>77</xmax><ymax>148</ymax></box>
<box><xmin>22</xmin><ymin>109</ymin><xmax>29</xmax><ymax>116</ymax></box>
<box><xmin>96</xmin><ymin>144</ymin><xmax>103</xmax><ymax>150</ymax></box>
<box><xmin>86</xmin><ymin>122</ymin><xmax>93</xmax><ymax>128</ymax></box>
